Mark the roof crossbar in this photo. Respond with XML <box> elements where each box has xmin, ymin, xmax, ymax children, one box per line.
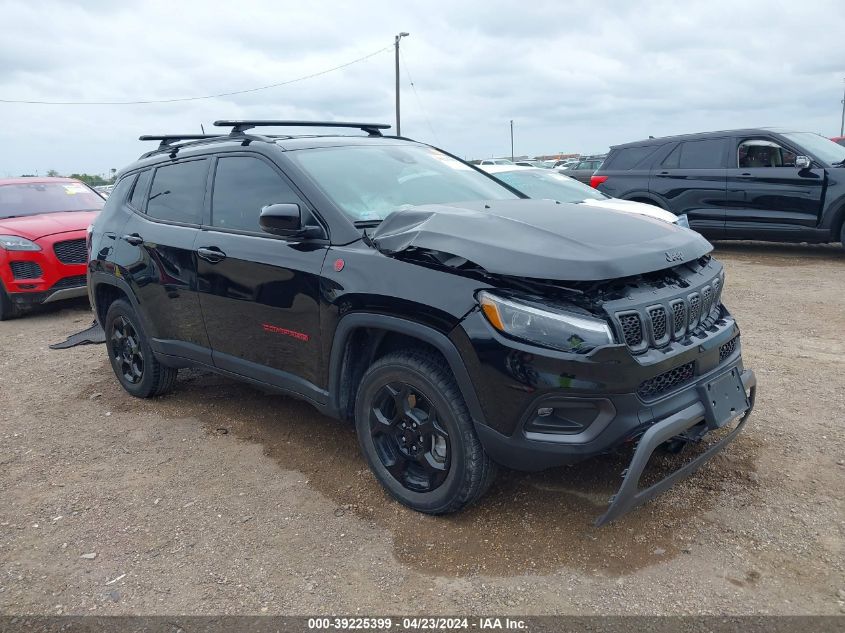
<box><xmin>139</xmin><ymin>134</ymin><xmax>221</xmax><ymax>149</ymax></box>
<box><xmin>213</xmin><ymin>120</ymin><xmax>391</xmax><ymax>137</ymax></box>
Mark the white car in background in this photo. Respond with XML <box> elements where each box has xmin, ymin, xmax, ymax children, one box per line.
<box><xmin>479</xmin><ymin>165</ymin><xmax>688</xmax><ymax>227</ymax></box>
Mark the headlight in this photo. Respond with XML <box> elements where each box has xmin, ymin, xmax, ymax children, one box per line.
<box><xmin>0</xmin><ymin>235</ymin><xmax>41</xmax><ymax>251</ymax></box>
<box><xmin>676</xmin><ymin>214</ymin><xmax>690</xmax><ymax>229</ymax></box>
<box><xmin>477</xmin><ymin>291</ymin><xmax>614</xmax><ymax>352</ymax></box>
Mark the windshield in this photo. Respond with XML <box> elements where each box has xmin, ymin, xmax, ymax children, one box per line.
<box><xmin>290</xmin><ymin>145</ymin><xmax>519</xmax><ymax>222</ymax></box>
<box><xmin>492</xmin><ymin>169</ymin><xmax>608</xmax><ymax>202</ymax></box>
<box><xmin>0</xmin><ymin>181</ymin><xmax>104</xmax><ymax>219</ymax></box>
<box><xmin>782</xmin><ymin>132</ymin><xmax>845</xmax><ymax>165</ymax></box>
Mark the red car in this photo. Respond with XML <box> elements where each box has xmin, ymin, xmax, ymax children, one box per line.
<box><xmin>0</xmin><ymin>177</ymin><xmax>105</xmax><ymax>320</ymax></box>
<box><xmin>831</xmin><ymin>136</ymin><xmax>845</xmax><ymax>147</ymax></box>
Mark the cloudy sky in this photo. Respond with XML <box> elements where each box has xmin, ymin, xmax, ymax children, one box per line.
<box><xmin>1</xmin><ymin>0</ymin><xmax>843</xmax><ymax>176</ymax></box>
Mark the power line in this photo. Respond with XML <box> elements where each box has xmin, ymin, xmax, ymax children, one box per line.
<box><xmin>399</xmin><ymin>49</ymin><xmax>441</xmax><ymax>146</ymax></box>
<box><xmin>0</xmin><ymin>45</ymin><xmax>392</xmax><ymax>105</ymax></box>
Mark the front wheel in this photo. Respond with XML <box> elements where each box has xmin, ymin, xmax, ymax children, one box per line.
<box><xmin>354</xmin><ymin>350</ymin><xmax>497</xmax><ymax>514</ymax></box>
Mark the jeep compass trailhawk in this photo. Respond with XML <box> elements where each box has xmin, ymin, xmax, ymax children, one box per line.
<box><xmin>88</xmin><ymin>121</ymin><xmax>757</xmax><ymax>525</ymax></box>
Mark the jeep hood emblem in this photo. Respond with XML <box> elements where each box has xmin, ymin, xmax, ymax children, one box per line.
<box><xmin>665</xmin><ymin>251</ymin><xmax>685</xmax><ymax>262</ymax></box>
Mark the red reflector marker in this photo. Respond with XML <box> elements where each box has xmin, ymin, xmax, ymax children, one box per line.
<box><xmin>590</xmin><ymin>175</ymin><xmax>608</xmax><ymax>189</ymax></box>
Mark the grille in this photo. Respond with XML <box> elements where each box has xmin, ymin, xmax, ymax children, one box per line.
<box><xmin>10</xmin><ymin>261</ymin><xmax>43</xmax><ymax>279</ymax></box>
<box><xmin>701</xmin><ymin>286</ymin><xmax>713</xmax><ymax>317</ymax></box>
<box><xmin>619</xmin><ymin>313</ymin><xmax>644</xmax><ymax>347</ymax></box>
<box><xmin>52</xmin><ymin>275</ymin><xmax>87</xmax><ymax>290</ymax></box>
<box><xmin>719</xmin><ymin>335</ymin><xmax>739</xmax><ymax>362</ymax></box>
<box><xmin>688</xmin><ymin>293</ymin><xmax>702</xmax><ymax>328</ymax></box>
<box><xmin>648</xmin><ymin>306</ymin><xmax>667</xmax><ymax>341</ymax></box>
<box><xmin>671</xmin><ymin>300</ymin><xmax>686</xmax><ymax>336</ymax></box>
<box><xmin>638</xmin><ymin>361</ymin><xmax>695</xmax><ymax>400</ymax></box>
<box><xmin>53</xmin><ymin>239</ymin><xmax>87</xmax><ymax>264</ymax></box>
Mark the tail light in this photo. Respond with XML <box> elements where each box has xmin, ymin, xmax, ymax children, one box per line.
<box><xmin>590</xmin><ymin>175</ymin><xmax>608</xmax><ymax>189</ymax></box>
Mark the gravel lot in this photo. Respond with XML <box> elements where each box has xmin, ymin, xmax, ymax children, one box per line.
<box><xmin>0</xmin><ymin>242</ymin><xmax>843</xmax><ymax>616</ymax></box>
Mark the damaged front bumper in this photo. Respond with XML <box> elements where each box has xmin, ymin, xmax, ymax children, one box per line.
<box><xmin>596</xmin><ymin>367</ymin><xmax>756</xmax><ymax>526</ymax></box>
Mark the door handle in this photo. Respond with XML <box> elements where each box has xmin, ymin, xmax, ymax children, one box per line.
<box><xmin>196</xmin><ymin>246</ymin><xmax>227</xmax><ymax>263</ymax></box>
<box><xmin>121</xmin><ymin>233</ymin><xmax>144</xmax><ymax>245</ymax></box>
<box><xmin>738</xmin><ymin>173</ymin><xmax>754</xmax><ymax>178</ymax></box>
<box><xmin>658</xmin><ymin>170</ymin><xmax>669</xmax><ymax>175</ymax></box>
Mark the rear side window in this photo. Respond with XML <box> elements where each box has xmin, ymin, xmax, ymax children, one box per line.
<box><xmin>129</xmin><ymin>169</ymin><xmax>152</xmax><ymax>210</ymax></box>
<box><xmin>211</xmin><ymin>156</ymin><xmax>307</xmax><ymax>233</ymax></box>
<box><xmin>604</xmin><ymin>146</ymin><xmax>660</xmax><ymax>170</ymax></box>
<box><xmin>665</xmin><ymin>139</ymin><xmax>726</xmax><ymax>169</ymax></box>
<box><xmin>146</xmin><ymin>160</ymin><xmax>208</xmax><ymax>224</ymax></box>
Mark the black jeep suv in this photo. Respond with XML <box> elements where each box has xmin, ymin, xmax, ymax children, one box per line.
<box><xmin>592</xmin><ymin>128</ymin><xmax>845</xmax><ymax>246</ymax></box>
<box><xmin>88</xmin><ymin>120</ymin><xmax>756</xmax><ymax>525</ymax></box>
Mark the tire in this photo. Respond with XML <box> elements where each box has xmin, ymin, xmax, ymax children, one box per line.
<box><xmin>0</xmin><ymin>285</ymin><xmax>20</xmax><ymax>321</ymax></box>
<box><xmin>354</xmin><ymin>349</ymin><xmax>497</xmax><ymax>514</ymax></box>
<box><xmin>104</xmin><ymin>298</ymin><xmax>177</xmax><ymax>398</ymax></box>
<box><xmin>840</xmin><ymin>222</ymin><xmax>845</xmax><ymax>249</ymax></box>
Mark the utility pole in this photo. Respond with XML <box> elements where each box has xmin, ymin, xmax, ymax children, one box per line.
<box><xmin>395</xmin><ymin>32</ymin><xmax>410</xmax><ymax>136</ymax></box>
<box><xmin>840</xmin><ymin>78</ymin><xmax>845</xmax><ymax>137</ymax></box>
<box><xmin>510</xmin><ymin>120</ymin><xmax>514</xmax><ymax>162</ymax></box>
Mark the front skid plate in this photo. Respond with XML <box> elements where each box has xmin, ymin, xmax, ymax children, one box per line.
<box><xmin>595</xmin><ymin>369</ymin><xmax>757</xmax><ymax>527</ymax></box>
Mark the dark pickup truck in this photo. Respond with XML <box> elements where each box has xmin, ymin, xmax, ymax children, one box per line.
<box><xmin>592</xmin><ymin>128</ymin><xmax>845</xmax><ymax>246</ymax></box>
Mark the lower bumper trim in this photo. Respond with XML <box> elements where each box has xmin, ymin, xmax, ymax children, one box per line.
<box><xmin>595</xmin><ymin>368</ymin><xmax>757</xmax><ymax>526</ymax></box>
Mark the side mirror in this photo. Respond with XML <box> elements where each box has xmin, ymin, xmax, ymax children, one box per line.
<box><xmin>259</xmin><ymin>203</ymin><xmax>302</xmax><ymax>236</ymax></box>
<box><xmin>795</xmin><ymin>155</ymin><xmax>812</xmax><ymax>169</ymax></box>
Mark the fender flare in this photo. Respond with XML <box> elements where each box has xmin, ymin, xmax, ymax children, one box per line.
<box><xmin>88</xmin><ymin>270</ymin><xmax>147</xmax><ymax>329</ymax></box>
<box><xmin>328</xmin><ymin>313</ymin><xmax>486</xmax><ymax>425</ymax></box>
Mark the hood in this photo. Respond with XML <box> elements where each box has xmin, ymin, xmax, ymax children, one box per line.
<box><xmin>369</xmin><ymin>199</ymin><xmax>711</xmax><ymax>281</ymax></box>
<box><xmin>0</xmin><ymin>211</ymin><xmax>99</xmax><ymax>240</ymax></box>
<box><xmin>580</xmin><ymin>197</ymin><xmax>679</xmax><ymax>224</ymax></box>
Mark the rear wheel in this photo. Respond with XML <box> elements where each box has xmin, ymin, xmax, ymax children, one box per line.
<box><xmin>354</xmin><ymin>350</ymin><xmax>496</xmax><ymax>514</ymax></box>
<box><xmin>105</xmin><ymin>299</ymin><xmax>177</xmax><ymax>398</ymax></box>
<box><xmin>0</xmin><ymin>285</ymin><xmax>20</xmax><ymax>321</ymax></box>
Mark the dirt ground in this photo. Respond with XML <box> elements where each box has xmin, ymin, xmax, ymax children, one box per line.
<box><xmin>0</xmin><ymin>242</ymin><xmax>843</xmax><ymax>616</ymax></box>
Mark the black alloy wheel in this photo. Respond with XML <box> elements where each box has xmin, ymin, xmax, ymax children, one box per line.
<box><xmin>355</xmin><ymin>350</ymin><xmax>497</xmax><ymax>514</ymax></box>
<box><xmin>369</xmin><ymin>381</ymin><xmax>450</xmax><ymax>492</ymax></box>
<box><xmin>110</xmin><ymin>315</ymin><xmax>144</xmax><ymax>384</ymax></box>
<box><xmin>103</xmin><ymin>298</ymin><xmax>177</xmax><ymax>398</ymax></box>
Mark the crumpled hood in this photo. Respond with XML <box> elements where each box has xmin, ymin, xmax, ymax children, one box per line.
<box><xmin>369</xmin><ymin>199</ymin><xmax>712</xmax><ymax>281</ymax></box>
<box><xmin>0</xmin><ymin>211</ymin><xmax>98</xmax><ymax>240</ymax></box>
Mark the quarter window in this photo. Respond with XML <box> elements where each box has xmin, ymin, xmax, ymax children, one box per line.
<box><xmin>129</xmin><ymin>169</ymin><xmax>152</xmax><ymax>210</ymax></box>
<box><xmin>146</xmin><ymin>160</ymin><xmax>208</xmax><ymax>224</ymax></box>
<box><xmin>211</xmin><ymin>157</ymin><xmax>307</xmax><ymax>233</ymax></box>
<box><xmin>737</xmin><ymin>139</ymin><xmax>797</xmax><ymax>168</ymax></box>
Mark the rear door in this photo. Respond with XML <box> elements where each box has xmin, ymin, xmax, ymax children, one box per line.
<box><xmin>724</xmin><ymin>136</ymin><xmax>826</xmax><ymax>236</ymax></box>
<box><xmin>649</xmin><ymin>137</ymin><xmax>728</xmax><ymax>237</ymax></box>
<box><xmin>196</xmin><ymin>153</ymin><xmax>329</xmax><ymax>397</ymax></box>
<box><xmin>115</xmin><ymin>159</ymin><xmax>211</xmax><ymax>362</ymax></box>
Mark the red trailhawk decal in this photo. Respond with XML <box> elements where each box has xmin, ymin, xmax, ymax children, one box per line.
<box><xmin>262</xmin><ymin>323</ymin><xmax>310</xmax><ymax>342</ymax></box>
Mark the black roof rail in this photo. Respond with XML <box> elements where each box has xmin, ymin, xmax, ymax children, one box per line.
<box><xmin>213</xmin><ymin>120</ymin><xmax>391</xmax><ymax>137</ymax></box>
<box><xmin>139</xmin><ymin>134</ymin><xmax>221</xmax><ymax>149</ymax></box>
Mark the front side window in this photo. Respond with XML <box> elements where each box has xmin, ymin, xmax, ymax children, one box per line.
<box><xmin>146</xmin><ymin>160</ymin><xmax>208</xmax><ymax>224</ymax></box>
<box><xmin>211</xmin><ymin>156</ymin><xmax>306</xmax><ymax>232</ymax></box>
<box><xmin>737</xmin><ymin>139</ymin><xmax>797</xmax><ymax>168</ymax></box>
<box><xmin>0</xmin><ymin>181</ymin><xmax>104</xmax><ymax>219</ymax></box>
<box><xmin>289</xmin><ymin>144</ymin><xmax>519</xmax><ymax>222</ymax></box>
